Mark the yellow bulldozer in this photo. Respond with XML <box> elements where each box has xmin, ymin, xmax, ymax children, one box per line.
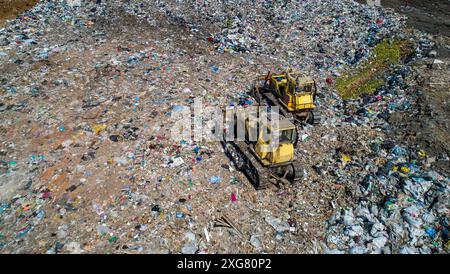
<box><xmin>221</xmin><ymin>107</ymin><xmax>300</xmax><ymax>189</ymax></box>
<box><xmin>252</xmin><ymin>70</ymin><xmax>321</xmax><ymax>125</ymax></box>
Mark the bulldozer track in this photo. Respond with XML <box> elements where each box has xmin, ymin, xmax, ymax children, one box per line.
<box><xmin>222</xmin><ymin>140</ymin><xmax>301</xmax><ymax>189</ymax></box>
<box><xmin>221</xmin><ymin>140</ymin><xmax>272</xmax><ymax>189</ymax></box>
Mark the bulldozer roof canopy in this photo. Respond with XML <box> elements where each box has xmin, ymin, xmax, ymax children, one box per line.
<box><xmin>275</xmin><ymin>118</ymin><xmax>295</xmax><ymax>130</ymax></box>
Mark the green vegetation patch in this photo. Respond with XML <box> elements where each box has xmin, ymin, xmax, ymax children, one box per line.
<box><xmin>336</xmin><ymin>39</ymin><xmax>411</xmax><ymax>99</ymax></box>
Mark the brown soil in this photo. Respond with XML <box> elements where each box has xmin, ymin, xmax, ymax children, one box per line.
<box><xmin>0</xmin><ymin>0</ymin><xmax>39</xmax><ymax>26</ymax></box>
<box><xmin>381</xmin><ymin>0</ymin><xmax>450</xmax><ymax>37</ymax></box>
<box><xmin>356</xmin><ymin>0</ymin><xmax>450</xmax><ymax>36</ymax></box>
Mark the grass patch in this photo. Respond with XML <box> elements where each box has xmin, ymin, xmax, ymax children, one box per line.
<box><xmin>336</xmin><ymin>39</ymin><xmax>412</xmax><ymax>99</ymax></box>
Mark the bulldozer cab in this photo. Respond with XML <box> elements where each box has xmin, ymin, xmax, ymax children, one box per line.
<box><xmin>258</xmin><ymin>122</ymin><xmax>296</xmax><ymax>144</ymax></box>
<box><xmin>257</xmin><ymin>117</ymin><xmax>296</xmax><ymax>145</ymax></box>
<box><xmin>244</xmin><ymin>110</ymin><xmax>295</xmax><ymax>141</ymax></box>
<box><xmin>294</xmin><ymin>77</ymin><xmax>316</xmax><ymax>95</ymax></box>
<box><xmin>279</xmin><ymin>126</ymin><xmax>296</xmax><ymax>144</ymax></box>
<box><xmin>255</xmin><ymin>117</ymin><xmax>296</xmax><ymax>165</ymax></box>
<box><xmin>273</xmin><ymin>118</ymin><xmax>297</xmax><ymax>144</ymax></box>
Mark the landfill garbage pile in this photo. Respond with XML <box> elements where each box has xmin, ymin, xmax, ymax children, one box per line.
<box><xmin>210</xmin><ymin>16</ymin><xmax>259</xmax><ymax>53</ymax></box>
<box><xmin>324</xmin><ymin>146</ymin><xmax>449</xmax><ymax>254</ymax></box>
<box><xmin>0</xmin><ymin>0</ymin><xmax>448</xmax><ymax>254</ymax></box>
<box><xmin>317</xmin><ymin>31</ymin><xmax>450</xmax><ymax>253</ymax></box>
<box><xmin>151</xmin><ymin>0</ymin><xmax>406</xmax><ymax>73</ymax></box>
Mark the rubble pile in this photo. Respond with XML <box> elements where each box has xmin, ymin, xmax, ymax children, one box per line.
<box><xmin>0</xmin><ymin>0</ymin><xmax>448</xmax><ymax>254</ymax></box>
<box><xmin>324</xmin><ymin>145</ymin><xmax>449</xmax><ymax>254</ymax></box>
<box><xmin>211</xmin><ymin>16</ymin><xmax>259</xmax><ymax>53</ymax></box>
<box><xmin>152</xmin><ymin>0</ymin><xmax>406</xmax><ymax>72</ymax></box>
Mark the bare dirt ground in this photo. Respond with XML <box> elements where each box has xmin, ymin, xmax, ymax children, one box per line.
<box><xmin>381</xmin><ymin>0</ymin><xmax>450</xmax><ymax>37</ymax></box>
<box><xmin>355</xmin><ymin>0</ymin><xmax>450</xmax><ymax>35</ymax></box>
<box><xmin>0</xmin><ymin>0</ymin><xmax>39</xmax><ymax>26</ymax></box>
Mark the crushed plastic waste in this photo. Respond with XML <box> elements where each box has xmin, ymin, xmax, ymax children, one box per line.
<box><xmin>0</xmin><ymin>0</ymin><xmax>447</xmax><ymax>255</ymax></box>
